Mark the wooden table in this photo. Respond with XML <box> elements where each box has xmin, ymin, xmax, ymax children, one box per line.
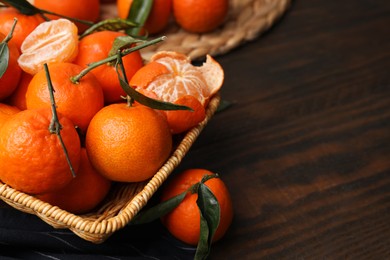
<box><xmin>200</xmin><ymin>0</ymin><xmax>390</xmax><ymax>258</ymax></box>
<box><xmin>1</xmin><ymin>0</ymin><xmax>389</xmax><ymax>259</ymax></box>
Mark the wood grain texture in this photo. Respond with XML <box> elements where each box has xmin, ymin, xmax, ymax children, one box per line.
<box><xmin>176</xmin><ymin>0</ymin><xmax>390</xmax><ymax>258</ymax></box>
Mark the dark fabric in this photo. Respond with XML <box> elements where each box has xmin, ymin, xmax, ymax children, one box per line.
<box><xmin>0</xmin><ymin>201</ymin><xmax>196</xmax><ymax>259</ymax></box>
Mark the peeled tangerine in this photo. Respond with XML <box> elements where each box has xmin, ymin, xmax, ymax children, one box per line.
<box><xmin>18</xmin><ymin>19</ymin><xmax>79</xmax><ymax>75</ymax></box>
<box><xmin>130</xmin><ymin>51</ymin><xmax>224</xmax><ymax>134</ymax></box>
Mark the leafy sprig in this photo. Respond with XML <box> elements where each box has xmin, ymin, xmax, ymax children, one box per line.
<box><xmin>129</xmin><ymin>174</ymin><xmax>221</xmax><ymax>260</ymax></box>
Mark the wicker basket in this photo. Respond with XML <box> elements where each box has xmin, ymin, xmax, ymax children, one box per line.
<box><xmin>0</xmin><ymin>0</ymin><xmax>291</xmax><ymax>244</ymax></box>
<box><xmin>0</xmin><ymin>94</ymin><xmax>221</xmax><ymax>244</ymax></box>
<box><xmin>101</xmin><ymin>0</ymin><xmax>291</xmax><ymax>60</ymax></box>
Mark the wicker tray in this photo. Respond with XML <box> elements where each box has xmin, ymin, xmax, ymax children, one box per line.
<box><xmin>0</xmin><ymin>94</ymin><xmax>221</xmax><ymax>244</ymax></box>
<box><xmin>101</xmin><ymin>0</ymin><xmax>291</xmax><ymax>60</ymax></box>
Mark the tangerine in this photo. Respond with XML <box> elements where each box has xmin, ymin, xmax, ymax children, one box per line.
<box><xmin>25</xmin><ymin>62</ymin><xmax>104</xmax><ymax>133</ymax></box>
<box><xmin>37</xmin><ymin>148</ymin><xmax>112</xmax><ymax>214</ymax></box>
<box><xmin>85</xmin><ymin>102</ymin><xmax>172</xmax><ymax>182</ymax></box>
<box><xmin>0</xmin><ymin>108</ymin><xmax>81</xmax><ymax>194</ymax></box>
<box><xmin>0</xmin><ymin>103</ymin><xmax>20</xmax><ymax>129</ymax></box>
<box><xmin>6</xmin><ymin>71</ymin><xmax>32</xmax><ymax>110</ymax></box>
<box><xmin>117</xmin><ymin>0</ymin><xmax>172</xmax><ymax>35</ymax></box>
<box><xmin>172</xmin><ymin>0</ymin><xmax>229</xmax><ymax>33</ymax></box>
<box><xmin>74</xmin><ymin>30</ymin><xmax>144</xmax><ymax>104</ymax></box>
<box><xmin>130</xmin><ymin>51</ymin><xmax>224</xmax><ymax>133</ymax></box>
<box><xmin>161</xmin><ymin>169</ymin><xmax>233</xmax><ymax>246</ymax></box>
<box><xmin>34</xmin><ymin>0</ymin><xmax>100</xmax><ymax>32</ymax></box>
<box><xmin>18</xmin><ymin>18</ymin><xmax>79</xmax><ymax>75</ymax></box>
<box><xmin>0</xmin><ymin>7</ymin><xmax>44</xmax><ymax>51</ymax></box>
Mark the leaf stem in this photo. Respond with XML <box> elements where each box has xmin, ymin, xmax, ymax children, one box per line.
<box><xmin>38</xmin><ymin>9</ymin><xmax>94</xmax><ymax>26</ymax></box>
<box><xmin>44</xmin><ymin>64</ymin><xmax>76</xmax><ymax>178</ymax></box>
<box><xmin>1</xmin><ymin>0</ymin><xmax>94</xmax><ymax>26</ymax></box>
<box><xmin>70</xmin><ymin>36</ymin><xmax>166</xmax><ymax>84</ymax></box>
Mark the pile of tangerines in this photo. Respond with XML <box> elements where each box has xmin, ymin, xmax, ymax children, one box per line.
<box><xmin>0</xmin><ymin>0</ymin><xmax>233</xmax><ymax>251</ymax></box>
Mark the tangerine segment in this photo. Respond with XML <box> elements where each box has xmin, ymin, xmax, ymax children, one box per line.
<box><xmin>141</xmin><ymin>59</ymin><xmax>209</xmax><ymax>104</ymax></box>
<box><xmin>0</xmin><ymin>108</ymin><xmax>81</xmax><ymax>195</ymax></box>
<box><xmin>132</xmin><ymin>51</ymin><xmax>224</xmax><ymax>106</ymax></box>
<box><xmin>18</xmin><ymin>19</ymin><xmax>79</xmax><ymax>75</ymax></box>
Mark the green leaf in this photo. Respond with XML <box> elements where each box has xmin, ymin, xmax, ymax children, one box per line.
<box><xmin>0</xmin><ymin>17</ymin><xmax>17</xmax><ymax>78</ymax></box>
<box><xmin>115</xmin><ymin>57</ymin><xmax>192</xmax><ymax>111</ymax></box>
<box><xmin>216</xmin><ymin>99</ymin><xmax>233</xmax><ymax>113</ymax></box>
<box><xmin>108</xmin><ymin>35</ymin><xmax>144</xmax><ymax>57</ymax></box>
<box><xmin>1</xmin><ymin>0</ymin><xmax>41</xmax><ymax>15</ymax></box>
<box><xmin>0</xmin><ymin>43</ymin><xmax>9</xmax><ymax>78</ymax></box>
<box><xmin>195</xmin><ymin>183</ymin><xmax>221</xmax><ymax>260</ymax></box>
<box><xmin>130</xmin><ymin>191</ymin><xmax>187</xmax><ymax>225</ymax></box>
<box><xmin>126</xmin><ymin>0</ymin><xmax>153</xmax><ymax>35</ymax></box>
<box><xmin>79</xmin><ymin>18</ymin><xmax>138</xmax><ymax>39</ymax></box>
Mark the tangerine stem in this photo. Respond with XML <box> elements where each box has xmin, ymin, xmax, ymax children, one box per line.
<box><xmin>2</xmin><ymin>18</ymin><xmax>17</xmax><ymax>44</ymax></box>
<box><xmin>44</xmin><ymin>64</ymin><xmax>76</xmax><ymax>178</ymax></box>
<box><xmin>70</xmin><ymin>36</ymin><xmax>166</xmax><ymax>84</ymax></box>
<box><xmin>116</xmin><ymin>51</ymin><xmax>134</xmax><ymax>107</ymax></box>
<box><xmin>39</xmin><ymin>9</ymin><xmax>95</xmax><ymax>26</ymax></box>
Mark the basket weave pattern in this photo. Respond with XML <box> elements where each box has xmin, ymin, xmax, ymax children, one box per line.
<box><xmin>102</xmin><ymin>0</ymin><xmax>291</xmax><ymax>60</ymax></box>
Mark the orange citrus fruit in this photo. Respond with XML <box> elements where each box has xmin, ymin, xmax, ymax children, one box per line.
<box><xmin>25</xmin><ymin>62</ymin><xmax>104</xmax><ymax>133</ymax></box>
<box><xmin>161</xmin><ymin>169</ymin><xmax>233</xmax><ymax>245</ymax></box>
<box><xmin>130</xmin><ymin>51</ymin><xmax>224</xmax><ymax>133</ymax></box>
<box><xmin>18</xmin><ymin>18</ymin><xmax>79</xmax><ymax>75</ymax></box>
<box><xmin>0</xmin><ymin>32</ymin><xmax>22</xmax><ymax>100</ymax></box>
<box><xmin>0</xmin><ymin>108</ymin><xmax>81</xmax><ymax>195</ymax></box>
<box><xmin>37</xmin><ymin>148</ymin><xmax>112</xmax><ymax>214</ymax></box>
<box><xmin>85</xmin><ymin>103</ymin><xmax>172</xmax><ymax>182</ymax></box>
<box><xmin>6</xmin><ymin>71</ymin><xmax>32</xmax><ymax>110</ymax></box>
<box><xmin>117</xmin><ymin>0</ymin><xmax>172</xmax><ymax>34</ymax></box>
<box><xmin>165</xmin><ymin>95</ymin><xmax>206</xmax><ymax>134</ymax></box>
<box><xmin>33</xmin><ymin>0</ymin><xmax>100</xmax><ymax>32</ymax></box>
<box><xmin>0</xmin><ymin>103</ymin><xmax>20</xmax><ymax>129</ymax></box>
<box><xmin>0</xmin><ymin>7</ymin><xmax>44</xmax><ymax>51</ymax></box>
<box><xmin>74</xmin><ymin>30</ymin><xmax>144</xmax><ymax>104</ymax></box>
<box><xmin>172</xmin><ymin>0</ymin><xmax>229</xmax><ymax>33</ymax></box>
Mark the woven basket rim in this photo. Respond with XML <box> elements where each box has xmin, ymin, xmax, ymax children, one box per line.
<box><xmin>0</xmin><ymin>94</ymin><xmax>221</xmax><ymax>243</ymax></box>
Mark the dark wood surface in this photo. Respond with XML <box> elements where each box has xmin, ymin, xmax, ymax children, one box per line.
<box><xmin>0</xmin><ymin>0</ymin><xmax>389</xmax><ymax>259</ymax></box>
<box><xmin>183</xmin><ymin>0</ymin><xmax>390</xmax><ymax>258</ymax></box>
